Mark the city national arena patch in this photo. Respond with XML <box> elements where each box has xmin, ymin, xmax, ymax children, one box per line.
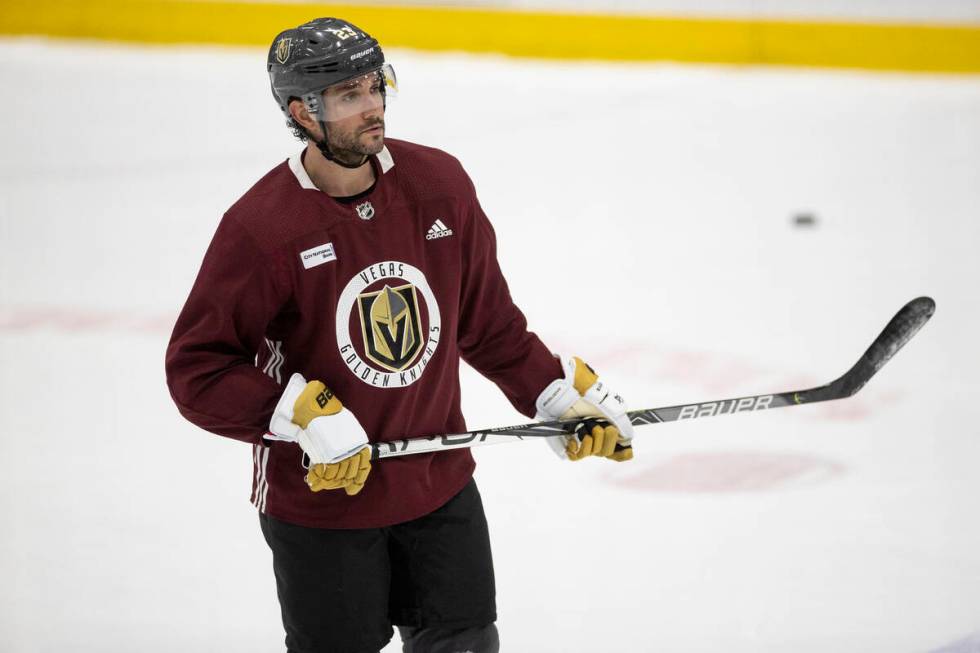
<box><xmin>336</xmin><ymin>261</ymin><xmax>441</xmax><ymax>388</ymax></box>
<box><xmin>299</xmin><ymin>242</ymin><xmax>337</xmax><ymax>269</ymax></box>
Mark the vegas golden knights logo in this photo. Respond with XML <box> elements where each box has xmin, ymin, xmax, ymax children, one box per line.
<box><xmin>357</xmin><ymin>284</ymin><xmax>423</xmax><ymax>372</ymax></box>
<box><xmin>275</xmin><ymin>37</ymin><xmax>292</xmax><ymax>64</ymax></box>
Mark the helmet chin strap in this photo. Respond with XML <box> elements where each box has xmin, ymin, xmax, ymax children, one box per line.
<box><xmin>314</xmin><ymin>120</ymin><xmax>369</xmax><ymax>169</ymax></box>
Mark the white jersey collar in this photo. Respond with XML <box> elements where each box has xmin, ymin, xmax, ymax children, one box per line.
<box><xmin>288</xmin><ymin>149</ymin><xmax>318</xmax><ymax>190</ymax></box>
<box><xmin>288</xmin><ymin>145</ymin><xmax>394</xmax><ymax>191</ymax></box>
<box><xmin>376</xmin><ymin>146</ymin><xmax>394</xmax><ymax>174</ymax></box>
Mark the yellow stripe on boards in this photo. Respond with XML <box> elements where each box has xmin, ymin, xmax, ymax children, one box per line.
<box><xmin>1</xmin><ymin>1</ymin><xmax>979</xmax><ymax>73</ymax></box>
<box><xmin>757</xmin><ymin>19</ymin><xmax>980</xmax><ymax>73</ymax></box>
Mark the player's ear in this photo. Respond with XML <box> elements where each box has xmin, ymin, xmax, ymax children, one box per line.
<box><xmin>288</xmin><ymin>98</ymin><xmax>318</xmax><ymax>133</ymax></box>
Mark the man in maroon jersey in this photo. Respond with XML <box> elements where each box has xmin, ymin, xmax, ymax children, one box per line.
<box><xmin>165</xmin><ymin>17</ymin><xmax>634</xmax><ymax>653</ymax></box>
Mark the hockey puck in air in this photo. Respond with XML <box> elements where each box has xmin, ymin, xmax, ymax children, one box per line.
<box><xmin>792</xmin><ymin>212</ymin><xmax>817</xmax><ymax>227</ymax></box>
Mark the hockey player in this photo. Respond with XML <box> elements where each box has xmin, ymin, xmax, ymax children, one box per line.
<box><xmin>165</xmin><ymin>17</ymin><xmax>634</xmax><ymax>653</ymax></box>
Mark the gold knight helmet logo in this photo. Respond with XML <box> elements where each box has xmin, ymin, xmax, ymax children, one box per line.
<box><xmin>357</xmin><ymin>284</ymin><xmax>423</xmax><ymax>372</ymax></box>
<box><xmin>275</xmin><ymin>37</ymin><xmax>292</xmax><ymax>64</ymax></box>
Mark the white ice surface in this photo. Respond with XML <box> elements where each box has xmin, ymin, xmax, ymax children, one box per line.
<box><xmin>1</xmin><ymin>39</ymin><xmax>979</xmax><ymax>652</ymax></box>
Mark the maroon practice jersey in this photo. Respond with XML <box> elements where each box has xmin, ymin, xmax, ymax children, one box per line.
<box><xmin>165</xmin><ymin>138</ymin><xmax>561</xmax><ymax>528</ymax></box>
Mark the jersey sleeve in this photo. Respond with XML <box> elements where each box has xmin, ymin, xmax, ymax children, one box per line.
<box><xmin>456</xmin><ymin>178</ymin><xmax>562</xmax><ymax>418</ymax></box>
<box><xmin>165</xmin><ymin>214</ymin><xmax>290</xmax><ymax>444</ymax></box>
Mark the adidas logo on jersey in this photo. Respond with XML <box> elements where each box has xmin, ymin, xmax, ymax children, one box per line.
<box><xmin>425</xmin><ymin>219</ymin><xmax>453</xmax><ymax>240</ymax></box>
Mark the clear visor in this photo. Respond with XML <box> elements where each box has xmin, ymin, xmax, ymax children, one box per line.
<box><xmin>310</xmin><ymin>63</ymin><xmax>398</xmax><ymax>122</ymax></box>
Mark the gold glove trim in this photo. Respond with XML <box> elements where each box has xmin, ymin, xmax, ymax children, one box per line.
<box><xmin>571</xmin><ymin>356</ymin><xmax>599</xmax><ymax>395</ymax></box>
<box><xmin>305</xmin><ymin>448</ymin><xmax>372</xmax><ymax>495</ymax></box>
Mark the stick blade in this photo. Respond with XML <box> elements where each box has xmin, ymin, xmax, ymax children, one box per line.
<box><xmin>834</xmin><ymin>296</ymin><xmax>935</xmax><ymax>396</ymax></box>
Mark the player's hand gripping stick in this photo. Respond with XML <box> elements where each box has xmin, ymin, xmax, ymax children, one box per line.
<box><xmin>270</xmin><ymin>373</ymin><xmax>372</xmax><ymax>495</ymax></box>
<box><xmin>535</xmin><ymin>356</ymin><xmax>634</xmax><ymax>462</ymax></box>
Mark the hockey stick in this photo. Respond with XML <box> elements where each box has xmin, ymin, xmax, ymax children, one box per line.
<box><xmin>371</xmin><ymin>297</ymin><xmax>935</xmax><ymax>461</ymax></box>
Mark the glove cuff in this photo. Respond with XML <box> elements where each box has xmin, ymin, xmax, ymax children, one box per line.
<box><xmin>535</xmin><ymin>378</ymin><xmax>578</xmax><ymax>420</ymax></box>
<box><xmin>268</xmin><ymin>372</ymin><xmax>307</xmax><ymax>441</ymax></box>
<box><xmin>536</xmin><ymin>356</ymin><xmax>589</xmax><ymax>460</ymax></box>
<box><xmin>534</xmin><ymin>356</ymin><xmax>582</xmax><ymax>419</ymax></box>
<box><xmin>298</xmin><ymin>410</ymin><xmax>370</xmax><ymax>464</ymax></box>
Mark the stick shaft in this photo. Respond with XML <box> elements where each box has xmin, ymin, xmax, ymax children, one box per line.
<box><xmin>371</xmin><ymin>297</ymin><xmax>934</xmax><ymax>460</ymax></box>
<box><xmin>371</xmin><ymin>390</ymin><xmax>804</xmax><ymax>459</ymax></box>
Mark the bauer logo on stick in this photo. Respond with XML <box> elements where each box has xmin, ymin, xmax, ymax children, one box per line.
<box><xmin>677</xmin><ymin>395</ymin><xmax>775</xmax><ymax>420</ymax></box>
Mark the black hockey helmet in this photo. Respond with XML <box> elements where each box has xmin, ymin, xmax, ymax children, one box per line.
<box><xmin>267</xmin><ymin>18</ymin><xmax>396</xmax><ymax>168</ymax></box>
<box><xmin>268</xmin><ymin>17</ymin><xmax>389</xmax><ymax>118</ymax></box>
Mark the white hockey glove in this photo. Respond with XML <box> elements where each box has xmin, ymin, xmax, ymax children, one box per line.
<box><xmin>269</xmin><ymin>373</ymin><xmax>371</xmax><ymax>495</ymax></box>
<box><xmin>535</xmin><ymin>356</ymin><xmax>634</xmax><ymax>462</ymax></box>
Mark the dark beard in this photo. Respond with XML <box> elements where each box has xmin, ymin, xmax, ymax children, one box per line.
<box><xmin>328</xmin><ymin>121</ymin><xmax>385</xmax><ymax>166</ymax></box>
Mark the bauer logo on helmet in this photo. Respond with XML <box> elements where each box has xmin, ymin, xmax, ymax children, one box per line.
<box><xmin>351</xmin><ymin>47</ymin><xmax>376</xmax><ymax>61</ymax></box>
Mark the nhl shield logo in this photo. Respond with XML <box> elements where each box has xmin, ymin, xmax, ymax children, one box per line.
<box><xmin>275</xmin><ymin>37</ymin><xmax>293</xmax><ymax>64</ymax></box>
<box><xmin>357</xmin><ymin>284</ymin><xmax>422</xmax><ymax>372</ymax></box>
<box><xmin>355</xmin><ymin>201</ymin><xmax>375</xmax><ymax>220</ymax></box>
